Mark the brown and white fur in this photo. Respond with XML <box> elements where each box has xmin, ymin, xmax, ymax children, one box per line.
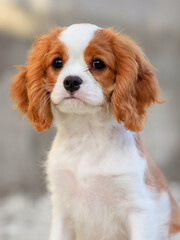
<box><xmin>10</xmin><ymin>23</ymin><xmax>180</xmax><ymax>240</ymax></box>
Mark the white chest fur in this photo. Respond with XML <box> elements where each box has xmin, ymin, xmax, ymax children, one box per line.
<box><xmin>46</xmin><ymin>113</ymin><xmax>170</xmax><ymax>240</ymax></box>
<box><xmin>48</xmin><ymin>114</ymin><xmax>144</xmax><ymax>233</ymax></box>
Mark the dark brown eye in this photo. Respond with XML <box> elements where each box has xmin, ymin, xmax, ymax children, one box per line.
<box><xmin>92</xmin><ymin>59</ymin><xmax>106</xmax><ymax>70</ymax></box>
<box><xmin>52</xmin><ymin>58</ymin><xmax>63</xmax><ymax>70</ymax></box>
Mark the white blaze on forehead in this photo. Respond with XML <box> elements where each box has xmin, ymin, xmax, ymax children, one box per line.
<box><xmin>51</xmin><ymin>23</ymin><xmax>104</xmax><ymax>108</ymax></box>
<box><xmin>59</xmin><ymin>23</ymin><xmax>100</xmax><ymax>56</ymax></box>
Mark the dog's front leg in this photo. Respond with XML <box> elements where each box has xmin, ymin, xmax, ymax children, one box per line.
<box><xmin>49</xmin><ymin>204</ymin><xmax>75</xmax><ymax>240</ymax></box>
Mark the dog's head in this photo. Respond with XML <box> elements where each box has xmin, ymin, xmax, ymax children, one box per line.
<box><xmin>10</xmin><ymin>23</ymin><xmax>161</xmax><ymax>132</ymax></box>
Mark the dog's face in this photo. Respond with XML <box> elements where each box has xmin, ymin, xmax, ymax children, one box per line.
<box><xmin>10</xmin><ymin>24</ymin><xmax>161</xmax><ymax>132</ymax></box>
<box><xmin>50</xmin><ymin>24</ymin><xmax>106</xmax><ymax>115</ymax></box>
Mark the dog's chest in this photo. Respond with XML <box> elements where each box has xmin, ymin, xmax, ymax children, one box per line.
<box><xmin>48</xmin><ymin>129</ymin><xmax>146</xmax><ymax>209</ymax></box>
<box><xmin>49</xmin><ymin>144</ymin><xmax>144</xmax><ymax>211</ymax></box>
<box><xmin>47</xmin><ymin>128</ymin><xmax>148</xmax><ymax>239</ymax></box>
<box><xmin>57</xmin><ymin>169</ymin><xmax>127</xmax><ymax>207</ymax></box>
<box><xmin>57</xmin><ymin>169</ymin><xmax>133</xmax><ymax>239</ymax></box>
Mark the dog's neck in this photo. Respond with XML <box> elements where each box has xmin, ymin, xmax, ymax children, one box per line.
<box><xmin>50</xmin><ymin>108</ymin><xmax>139</xmax><ymax>174</ymax></box>
<box><xmin>53</xmin><ymin>108</ymin><xmax>136</xmax><ymax>149</ymax></box>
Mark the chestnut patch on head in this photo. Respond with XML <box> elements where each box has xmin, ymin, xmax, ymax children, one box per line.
<box><xmin>84</xmin><ymin>29</ymin><xmax>116</xmax><ymax>101</ymax></box>
<box><xmin>85</xmin><ymin>28</ymin><xmax>162</xmax><ymax>132</ymax></box>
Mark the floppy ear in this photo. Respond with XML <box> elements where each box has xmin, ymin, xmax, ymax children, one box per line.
<box><xmin>10</xmin><ymin>30</ymin><xmax>60</xmax><ymax>132</ymax></box>
<box><xmin>25</xmin><ymin>33</ymin><xmax>53</xmax><ymax>132</ymax></box>
<box><xmin>110</xmin><ymin>31</ymin><xmax>162</xmax><ymax>132</ymax></box>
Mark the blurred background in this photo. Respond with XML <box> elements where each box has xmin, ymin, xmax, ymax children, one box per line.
<box><xmin>0</xmin><ymin>0</ymin><xmax>180</xmax><ymax>239</ymax></box>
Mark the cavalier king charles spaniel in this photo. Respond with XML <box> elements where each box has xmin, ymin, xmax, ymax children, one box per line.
<box><xmin>10</xmin><ymin>23</ymin><xmax>180</xmax><ymax>240</ymax></box>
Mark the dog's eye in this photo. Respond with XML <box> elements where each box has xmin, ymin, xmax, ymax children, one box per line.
<box><xmin>52</xmin><ymin>58</ymin><xmax>63</xmax><ymax>70</ymax></box>
<box><xmin>92</xmin><ymin>59</ymin><xmax>106</xmax><ymax>70</ymax></box>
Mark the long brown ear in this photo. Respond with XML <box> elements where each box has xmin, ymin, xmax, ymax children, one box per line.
<box><xmin>110</xmin><ymin>31</ymin><xmax>162</xmax><ymax>132</ymax></box>
<box><xmin>25</xmin><ymin>33</ymin><xmax>53</xmax><ymax>132</ymax></box>
<box><xmin>10</xmin><ymin>29</ymin><xmax>60</xmax><ymax>131</ymax></box>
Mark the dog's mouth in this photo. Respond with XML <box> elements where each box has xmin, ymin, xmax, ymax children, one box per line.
<box><xmin>64</xmin><ymin>96</ymin><xmax>79</xmax><ymax>100</ymax></box>
<box><xmin>63</xmin><ymin>96</ymin><xmax>87</xmax><ymax>104</ymax></box>
<box><xmin>52</xmin><ymin>94</ymin><xmax>104</xmax><ymax>115</ymax></box>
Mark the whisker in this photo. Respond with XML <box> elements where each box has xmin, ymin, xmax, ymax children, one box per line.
<box><xmin>39</xmin><ymin>95</ymin><xmax>51</xmax><ymax>118</ymax></box>
<box><xmin>30</xmin><ymin>85</ymin><xmax>45</xmax><ymax>92</ymax></box>
<box><xmin>102</xmin><ymin>89</ymin><xmax>111</xmax><ymax>101</ymax></box>
<box><xmin>39</xmin><ymin>92</ymin><xmax>50</xmax><ymax>106</ymax></box>
<box><xmin>33</xmin><ymin>92</ymin><xmax>49</xmax><ymax>114</ymax></box>
<box><xmin>43</xmin><ymin>83</ymin><xmax>62</xmax><ymax>87</ymax></box>
<box><xmin>84</xmin><ymin>67</ymin><xmax>91</xmax><ymax>72</ymax></box>
<box><xmin>30</xmin><ymin>88</ymin><xmax>44</xmax><ymax>100</ymax></box>
<box><xmin>43</xmin><ymin>83</ymin><xmax>56</xmax><ymax>86</ymax></box>
<box><xmin>30</xmin><ymin>83</ymin><xmax>55</xmax><ymax>100</ymax></box>
<box><xmin>30</xmin><ymin>85</ymin><xmax>46</xmax><ymax>94</ymax></box>
<box><xmin>38</xmin><ymin>94</ymin><xmax>49</xmax><ymax>113</ymax></box>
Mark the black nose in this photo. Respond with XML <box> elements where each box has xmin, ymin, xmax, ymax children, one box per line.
<box><xmin>63</xmin><ymin>76</ymin><xmax>82</xmax><ymax>92</ymax></box>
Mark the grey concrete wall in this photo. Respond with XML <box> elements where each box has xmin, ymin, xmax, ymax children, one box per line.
<box><xmin>0</xmin><ymin>0</ymin><xmax>180</xmax><ymax>196</ymax></box>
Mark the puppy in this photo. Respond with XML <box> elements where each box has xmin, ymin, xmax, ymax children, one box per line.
<box><xmin>10</xmin><ymin>23</ymin><xmax>180</xmax><ymax>240</ymax></box>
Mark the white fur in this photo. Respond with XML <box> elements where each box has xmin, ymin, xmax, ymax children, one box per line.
<box><xmin>47</xmin><ymin>24</ymin><xmax>173</xmax><ymax>240</ymax></box>
<box><xmin>47</xmin><ymin>112</ymin><xmax>171</xmax><ymax>240</ymax></box>
<box><xmin>51</xmin><ymin>23</ymin><xmax>104</xmax><ymax>115</ymax></box>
